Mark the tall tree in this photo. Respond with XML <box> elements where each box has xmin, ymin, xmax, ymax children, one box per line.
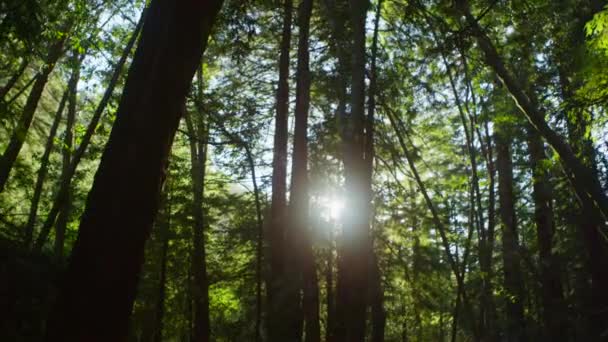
<box><xmin>335</xmin><ymin>0</ymin><xmax>370</xmax><ymax>340</ymax></box>
<box><xmin>495</xmin><ymin>123</ymin><xmax>527</xmax><ymax>342</ymax></box>
<box><xmin>44</xmin><ymin>1</ymin><xmax>223</xmax><ymax>340</ymax></box>
<box><xmin>267</xmin><ymin>0</ymin><xmax>299</xmax><ymax>340</ymax></box>
<box><xmin>289</xmin><ymin>0</ymin><xmax>320</xmax><ymax>340</ymax></box>
<box><xmin>368</xmin><ymin>1</ymin><xmax>386</xmax><ymax>340</ymax></box>
<box><xmin>185</xmin><ymin>68</ymin><xmax>211</xmax><ymax>342</ymax></box>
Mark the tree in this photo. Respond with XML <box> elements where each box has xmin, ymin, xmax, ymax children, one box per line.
<box><xmin>44</xmin><ymin>1</ymin><xmax>223</xmax><ymax>339</ymax></box>
<box><xmin>267</xmin><ymin>0</ymin><xmax>299</xmax><ymax>340</ymax></box>
<box><xmin>290</xmin><ymin>0</ymin><xmax>320</xmax><ymax>340</ymax></box>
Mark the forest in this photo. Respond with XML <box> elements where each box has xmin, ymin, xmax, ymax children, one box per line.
<box><xmin>1</xmin><ymin>0</ymin><xmax>607</xmax><ymax>341</ymax></box>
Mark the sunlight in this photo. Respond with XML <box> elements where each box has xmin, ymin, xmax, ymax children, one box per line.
<box><xmin>318</xmin><ymin>195</ymin><xmax>344</xmax><ymax>221</ymax></box>
<box><xmin>328</xmin><ymin>198</ymin><xmax>344</xmax><ymax>220</ymax></box>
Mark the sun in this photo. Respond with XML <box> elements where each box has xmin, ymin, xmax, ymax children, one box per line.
<box><xmin>317</xmin><ymin>195</ymin><xmax>344</xmax><ymax>221</ymax></box>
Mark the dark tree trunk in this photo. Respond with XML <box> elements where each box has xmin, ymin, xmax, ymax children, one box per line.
<box><xmin>44</xmin><ymin>1</ymin><xmax>223</xmax><ymax>340</ymax></box>
<box><xmin>290</xmin><ymin>0</ymin><xmax>320</xmax><ymax>340</ymax></box>
<box><xmin>268</xmin><ymin>1</ymin><xmax>298</xmax><ymax>340</ymax></box>
<box><xmin>495</xmin><ymin>126</ymin><xmax>527</xmax><ymax>342</ymax></box>
<box><xmin>33</xmin><ymin>10</ymin><xmax>145</xmax><ymax>251</ymax></box>
<box><xmin>185</xmin><ymin>69</ymin><xmax>211</xmax><ymax>341</ymax></box>
<box><xmin>0</xmin><ymin>58</ymin><xmax>28</xmax><ymax>100</ymax></box>
<box><xmin>335</xmin><ymin>0</ymin><xmax>370</xmax><ymax>340</ymax></box>
<box><xmin>54</xmin><ymin>53</ymin><xmax>82</xmax><ymax>259</ymax></box>
<box><xmin>23</xmin><ymin>88</ymin><xmax>68</xmax><ymax>246</ymax></box>
<box><xmin>526</xmin><ymin>128</ymin><xmax>568</xmax><ymax>341</ymax></box>
<box><xmin>0</xmin><ymin>35</ymin><xmax>67</xmax><ymax>193</ymax></box>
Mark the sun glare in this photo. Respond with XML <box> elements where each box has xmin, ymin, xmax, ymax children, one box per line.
<box><xmin>320</xmin><ymin>196</ymin><xmax>344</xmax><ymax>221</ymax></box>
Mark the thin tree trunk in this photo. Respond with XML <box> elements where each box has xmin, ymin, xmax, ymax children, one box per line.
<box><xmin>368</xmin><ymin>2</ymin><xmax>386</xmax><ymax>341</ymax></box>
<box><xmin>44</xmin><ymin>1</ymin><xmax>223</xmax><ymax>340</ymax></box>
<box><xmin>23</xmin><ymin>88</ymin><xmax>68</xmax><ymax>246</ymax></box>
<box><xmin>0</xmin><ymin>58</ymin><xmax>28</xmax><ymax>100</ymax></box>
<box><xmin>326</xmin><ymin>236</ymin><xmax>335</xmax><ymax>342</ymax></box>
<box><xmin>54</xmin><ymin>53</ymin><xmax>82</xmax><ymax>259</ymax></box>
<box><xmin>495</xmin><ymin>125</ymin><xmax>527</xmax><ymax>342</ymax></box>
<box><xmin>153</xmin><ymin>187</ymin><xmax>171</xmax><ymax>342</ymax></box>
<box><xmin>244</xmin><ymin>144</ymin><xmax>264</xmax><ymax>342</ymax></box>
<box><xmin>185</xmin><ymin>68</ymin><xmax>211</xmax><ymax>341</ymax></box>
<box><xmin>268</xmin><ymin>0</ymin><xmax>298</xmax><ymax>340</ymax></box>
<box><xmin>0</xmin><ymin>34</ymin><xmax>68</xmax><ymax>193</ymax></box>
<box><xmin>33</xmin><ymin>10</ymin><xmax>145</xmax><ymax>251</ymax></box>
<box><xmin>290</xmin><ymin>0</ymin><xmax>320</xmax><ymax>340</ymax></box>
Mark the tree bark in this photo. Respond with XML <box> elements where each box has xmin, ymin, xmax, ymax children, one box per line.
<box><xmin>33</xmin><ymin>9</ymin><xmax>145</xmax><ymax>251</ymax></box>
<box><xmin>268</xmin><ymin>1</ymin><xmax>299</xmax><ymax>340</ymax></box>
<box><xmin>44</xmin><ymin>1</ymin><xmax>223</xmax><ymax>340</ymax></box>
<box><xmin>0</xmin><ymin>34</ymin><xmax>68</xmax><ymax>193</ymax></box>
<box><xmin>54</xmin><ymin>53</ymin><xmax>82</xmax><ymax>259</ymax></box>
<box><xmin>495</xmin><ymin>125</ymin><xmax>527</xmax><ymax>342</ymax></box>
<box><xmin>23</xmin><ymin>88</ymin><xmax>68</xmax><ymax>246</ymax></box>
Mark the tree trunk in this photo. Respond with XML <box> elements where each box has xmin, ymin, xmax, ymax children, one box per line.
<box><xmin>526</xmin><ymin>128</ymin><xmax>568</xmax><ymax>341</ymax></box>
<box><xmin>335</xmin><ymin>0</ymin><xmax>370</xmax><ymax>340</ymax></box>
<box><xmin>495</xmin><ymin>125</ymin><xmax>527</xmax><ymax>342</ymax></box>
<box><xmin>23</xmin><ymin>88</ymin><xmax>68</xmax><ymax>246</ymax></box>
<box><xmin>244</xmin><ymin>144</ymin><xmax>264</xmax><ymax>342</ymax></box>
<box><xmin>268</xmin><ymin>1</ymin><xmax>298</xmax><ymax>340</ymax></box>
<box><xmin>479</xmin><ymin>120</ymin><xmax>498</xmax><ymax>342</ymax></box>
<box><xmin>368</xmin><ymin>3</ymin><xmax>386</xmax><ymax>341</ymax></box>
<box><xmin>290</xmin><ymin>0</ymin><xmax>320</xmax><ymax>340</ymax></box>
<box><xmin>326</xmin><ymin>237</ymin><xmax>336</xmax><ymax>342</ymax></box>
<box><xmin>0</xmin><ymin>35</ymin><xmax>67</xmax><ymax>193</ymax></box>
<box><xmin>153</xmin><ymin>187</ymin><xmax>171</xmax><ymax>342</ymax></box>
<box><xmin>54</xmin><ymin>53</ymin><xmax>82</xmax><ymax>259</ymax></box>
<box><xmin>44</xmin><ymin>1</ymin><xmax>223</xmax><ymax>340</ymax></box>
<box><xmin>33</xmin><ymin>9</ymin><xmax>145</xmax><ymax>251</ymax></box>
<box><xmin>185</xmin><ymin>68</ymin><xmax>211</xmax><ymax>341</ymax></box>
